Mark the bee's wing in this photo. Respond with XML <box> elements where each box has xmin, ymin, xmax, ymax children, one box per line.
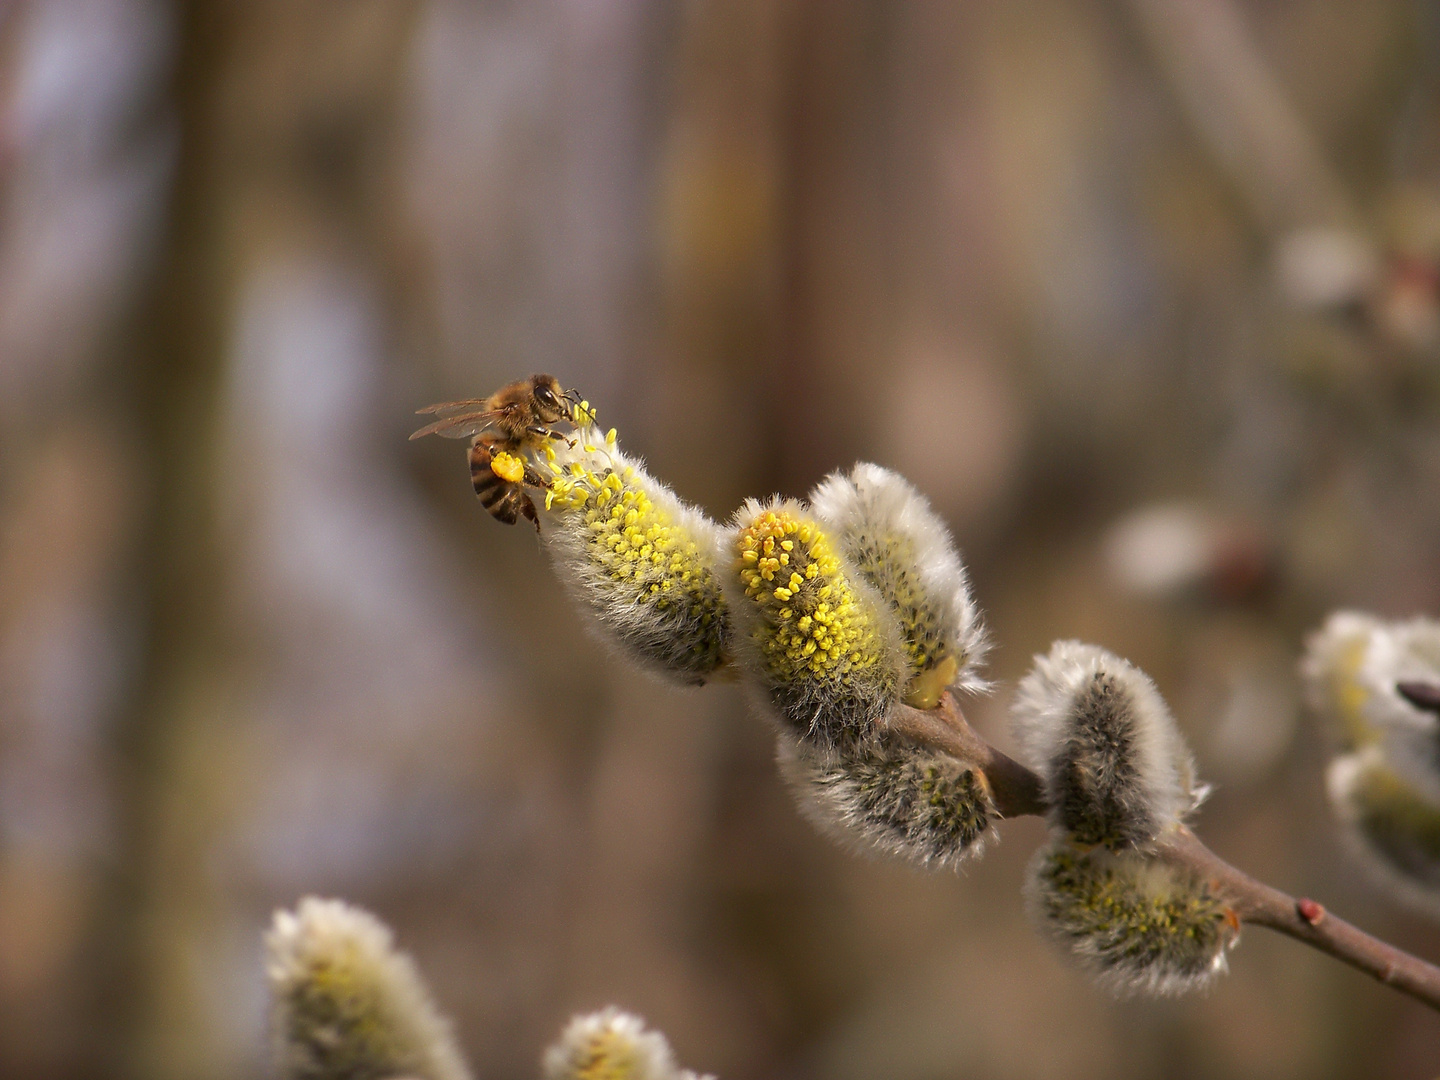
<box><xmin>409</xmin><ymin>406</ymin><xmax>505</xmax><ymax>441</ymax></box>
<box><xmin>415</xmin><ymin>398</ymin><xmax>492</xmax><ymax>415</ymax></box>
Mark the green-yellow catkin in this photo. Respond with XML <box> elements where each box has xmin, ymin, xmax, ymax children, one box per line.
<box><xmin>726</xmin><ymin>499</ymin><xmax>907</xmax><ymax>748</ymax></box>
<box><xmin>265</xmin><ymin>897</ymin><xmax>471</xmax><ymax>1080</ymax></box>
<box><xmin>1027</xmin><ymin>841</ymin><xmax>1238</xmax><ymax>997</ymax></box>
<box><xmin>809</xmin><ymin>463</ymin><xmax>988</xmax><ymax>708</ymax></box>
<box><xmin>536</xmin><ymin>426</ymin><xmax>730</xmax><ymax>684</ymax></box>
<box><xmin>778</xmin><ymin>735</ymin><xmax>994</xmax><ymax>869</ymax></box>
<box><xmin>542</xmin><ymin>1007</ymin><xmax>713</xmax><ymax>1080</ymax></box>
<box><xmin>1328</xmin><ymin>746</ymin><xmax>1440</xmax><ymax>913</ymax></box>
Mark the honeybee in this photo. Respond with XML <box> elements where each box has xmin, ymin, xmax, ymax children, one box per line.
<box><xmin>410</xmin><ymin>373</ymin><xmax>585</xmax><ymax>530</ymax></box>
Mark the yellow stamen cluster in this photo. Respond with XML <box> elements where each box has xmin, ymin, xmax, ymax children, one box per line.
<box><xmin>733</xmin><ymin>504</ymin><xmax>901</xmax><ymax>744</ymax></box>
<box><xmin>536</xmin><ymin>428</ymin><xmax>728</xmax><ymax>683</ymax></box>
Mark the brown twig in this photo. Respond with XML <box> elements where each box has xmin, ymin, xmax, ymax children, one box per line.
<box><xmin>883</xmin><ymin>693</ymin><xmax>1440</xmax><ymax>1013</ymax></box>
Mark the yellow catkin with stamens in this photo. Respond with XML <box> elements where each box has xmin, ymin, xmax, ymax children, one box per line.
<box><xmin>727</xmin><ymin>499</ymin><xmax>905</xmax><ymax>747</ymax></box>
<box><xmin>535</xmin><ymin>426</ymin><xmax>729</xmax><ymax>684</ymax></box>
<box><xmin>265</xmin><ymin>898</ymin><xmax>471</xmax><ymax>1080</ymax></box>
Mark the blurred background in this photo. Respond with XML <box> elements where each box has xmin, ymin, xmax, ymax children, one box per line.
<box><xmin>2</xmin><ymin>1</ymin><xmax>1440</xmax><ymax>1077</ymax></box>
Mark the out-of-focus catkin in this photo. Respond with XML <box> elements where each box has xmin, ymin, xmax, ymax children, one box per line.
<box><xmin>1328</xmin><ymin>746</ymin><xmax>1440</xmax><ymax>913</ymax></box>
<box><xmin>542</xmin><ymin>1007</ymin><xmax>713</xmax><ymax>1080</ymax></box>
<box><xmin>264</xmin><ymin>897</ymin><xmax>471</xmax><ymax>1080</ymax></box>
<box><xmin>1302</xmin><ymin>612</ymin><xmax>1440</xmax><ymax>800</ymax></box>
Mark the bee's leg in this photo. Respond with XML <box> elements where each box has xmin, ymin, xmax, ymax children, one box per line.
<box><xmin>519</xmin><ymin>493</ymin><xmax>541</xmax><ymax>532</ymax></box>
<box><xmin>529</xmin><ymin>424</ymin><xmax>576</xmax><ymax>449</ymax></box>
<box><xmin>521</xmin><ymin>463</ymin><xmax>551</xmax><ymax>489</ymax></box>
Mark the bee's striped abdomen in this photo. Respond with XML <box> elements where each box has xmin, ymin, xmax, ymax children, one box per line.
<box><xmin>468</xmin><ymin>439</ymin><xmax>538</xmax><ymax>529</ymax></box>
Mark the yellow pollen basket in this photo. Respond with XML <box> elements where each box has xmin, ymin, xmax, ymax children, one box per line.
<box><xmin>489</xmin><ymin>449</ymin><xmax>526</xmax><ymax>484</ymax></box>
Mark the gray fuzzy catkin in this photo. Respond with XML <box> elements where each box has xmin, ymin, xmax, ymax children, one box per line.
<box><xmin>1011</xmin><ymin>641</ymin><xmax>1200</xmax><ymax>849</ymax></box>
<box><xmin>777</xmin><ymin>734</ymin><xmax>994</xmax><ymax>869</ymax></box>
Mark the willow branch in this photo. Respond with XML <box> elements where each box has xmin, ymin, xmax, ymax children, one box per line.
<box><xmin>882</xmin><ymin>692</ymin><xmax>1440</xmax><ymax>1013</ymax></box>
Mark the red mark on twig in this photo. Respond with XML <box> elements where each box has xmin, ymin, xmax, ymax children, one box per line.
<box><xmin>1297</xmin><ymin>898</ymin><xmax>1325</xmax><ymax>926</ymax></box>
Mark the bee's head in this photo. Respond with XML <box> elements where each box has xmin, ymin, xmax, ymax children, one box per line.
<box><xmin>530</xmin><ymin>374</ymin><xmax>568</xmax><ymax>424</ymax></box>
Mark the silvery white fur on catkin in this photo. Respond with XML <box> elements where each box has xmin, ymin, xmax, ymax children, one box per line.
<box><xmin>1011</xmin><ymin>641</ymin><xmax>1201</xmax><ymax>847</ymax></box>
<box><xmin>810</xmin><ymin>463</ymin><xmax>990</xmax><ymax>694</ymax></box>
<box><xmin>776</xmin><ymin>735</ymin><xmax>994</xmax><ymax>870</ymax></box>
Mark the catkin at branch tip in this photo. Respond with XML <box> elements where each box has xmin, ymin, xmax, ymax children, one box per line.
<box><xmin>265</xmin><ymin>897</ymin><xmax>470</xmax><ymax>1080</ymax></box>
<box><xmin>1011</xmin><ymin>641</ymin><xmax>1202</xmax><ymax>849</ymax></box>
<box><xmin>723</xmin><ymin>498</ymin><xmax>907</xmax><ymax>749</ymax></box>
<box><xmin>809</xmin><ymin>463</ymin><xmax>989</xmax><ymax>708</ymax></box>
<box><xmin>536</xmin><ymin>425</ymin><xmax>731</xmax><ymax>685</ymax></box>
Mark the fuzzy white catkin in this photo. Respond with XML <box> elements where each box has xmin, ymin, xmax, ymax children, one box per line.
<box><xmin>1327</xmin><ymin>745</ymin><xmax>1440</xmax><ymax>916</ymax></box>
<box><xmin>809</xmin><ymin>463</ymin><xmax>988</xmax><ymax>707</ymax></box>
<box><xmin>265</xmin><ymin>897</ymin><xmax>471</xmax><ymax>1080</ymax></box>
<box><xmin>542</xmin><ymin>1007</ymin><xmax>713</xmax><ymax>1080</ymax></box>
<box><xmin>536</xmin><ymin>426</ymin><xmax>731</xmax><ymax>685</ymax></box>
<box><xmin>1302</xmin><ymin>611</ymin><xmax>1440</xmax><ymax>801</ymax></box>
<box><xmin>723</xmin><ymin>498</ymin><xmax>908</xmax><ymax>748</ymax></box>
<box><xmin>777</xmin><ymin>734</ymin><xmax>994</xmax><ymax>869</ymax></box>
<box><xmin>1011</xmin><ymin>641</ymin><xmax>1200</xmax><ymax>849</ymax></box>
